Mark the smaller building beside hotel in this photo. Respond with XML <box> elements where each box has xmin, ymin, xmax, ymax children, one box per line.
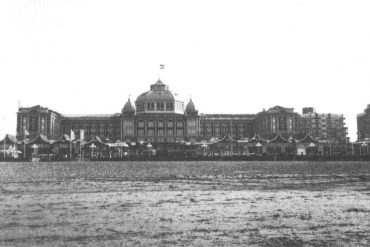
<box><xmin>299</xmin><ymin>107</ymin><xmax>347</xmax><ymax>144</ymax></box>
<box><xmin>357</xmin><ymin>104</ymin><xmax>370</xmax><ymax>141</ymax></box>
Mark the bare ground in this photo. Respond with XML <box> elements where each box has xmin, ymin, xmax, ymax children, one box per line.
<box><xmin>1</xmin><ymin>161</ymin><xmax>370</xmax><ymax>246</ymax></box>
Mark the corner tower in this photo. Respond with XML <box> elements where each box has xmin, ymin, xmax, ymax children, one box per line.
<box><xmin>121</xmin><ymin>98</ymin><xmax>135</xmax><ymax>142</ymax></box>
<box><xmin>185</xmin><ymin>98</ymin><xmax>199</xmax><ymax>142</ymax></box>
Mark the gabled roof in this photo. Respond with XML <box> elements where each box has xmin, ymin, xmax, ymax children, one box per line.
<box><xmin>18</xmin><ymin>105</ymin><xmax>62</xmax><ymax>117</ymax></box>
<box><xmin>267</xmin><ymin>105</ymin><xmax>294</xmax><ymax>113</ymax></box>
<box><xmin>257</xmin><ymin>106</ymin><xmax>295</xmax><ymax>116</ymax></box>
<box><xmin>0</xmin><ymin>134</ymin><xmax>18</xmax><ymax>145</ymax></box>
<box><xmin>247</xmin><ymin>134</ymin><xmax>267</xmax><ymax>143</ymax></box>
<box><xmin>28</xmin><ymin>134</ymin><xmax>51</xmax><ymax>145</ymax></box>
<box><xmin>212</xmin><ymin>134</ymin><xmax>237</xmax><ymax>144</ymax></box>
<box><xmin>296</xmin><ymin>134</ymin><xmax>318</xmax><ymax>143</ymax></box>
<box><xmin>269</xmin><ymin>133</ymin><xmax>289</xmax><ymax>143</ymax></box>
<box><xmin>84</xmin><ymin>136</ymin><xmax>107</xmax><ymax>147</ymax></box>
<box><xmin>52</xmin><ymin>134</ymin><xmax>72</xmax><ymax>144</ymax></box>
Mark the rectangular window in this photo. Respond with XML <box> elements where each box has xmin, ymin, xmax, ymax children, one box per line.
<box><xmin>124</xmin><ymin>121</ymin><xmax>133</xmax><ymax>127</ymax></box>
<box><xmin>22</xmin><ymin>116</ymin><xmax>27</xmax><ymax>132</ymax></box>
<box><xmin>176</xmin><ymin>121</ymin><xmax>183</xmax><ymax>128</ymax></box>
<box><xmin>30</xmin><ymin>116</ymin><xmax>38</xmax><ymax>132</ymax></box>
<box><xmin>41</xmin><ymin>117</ymin><xmax>45</xmax><ymax>133</ymax></box>
<box><xmin>167</xmin><ymin>129</ymin><xmax>173</xmax><ymax>135</ymax></box>
<box><xmin>147</xmin><ymin>121</ymin><xmax>154</xmax><ymax>128</ymax></box>
<box><xmin>157</xmin><ymin>102</ymin><xmax>164</xmax><ymax>110</ymax></box>
<box><xmin>108</xmin><ymin>125</ymin><xmax>113</xmax><ymax>135</ymax></box>
<box><xmin>148</xmin><ymin>129</ymin><xmax>154</xmax><ymax>136</ymax></box>
<box><xmin>188</xmin><ymin>129</ymin><xmax>196</xmax><ymax>135</ymax></box>
<box><xmin>138</xmin><ymin>129</ymin><xmax>145</xmax><ymax>136</ymax></box>
<box><xmin>166</xmin><ymin>102</ymin><xmax>174</xmax><ymax>110</ymax></box>
<box><xmin>146</xmin><ymin>102</ymin><xmax>154</xmax><ymax>110</ymax></box>
<box><xmin>188</xmin><ymin>120</ymin><xmax>196</xmax><ymax>127</ymax></box>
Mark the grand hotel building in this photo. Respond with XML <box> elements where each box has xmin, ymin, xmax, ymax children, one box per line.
<box><xmin>16</xmin><ymin>79</ymin><xmax>347</xmax><ymax>148</ymax></box>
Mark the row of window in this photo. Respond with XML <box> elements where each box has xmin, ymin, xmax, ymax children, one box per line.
<box><xmin>258</xmin><ymin>117</ymin><xmax>293</xmax><ymax>132</ymax></box>
<box><xmin>137</xmin><ymin>129</ymin><xmax>184</xmax><ymax>136</ymax></box>
<box><xmin>136</xmin><ymin>102</ymin><xmax>174</xmax><ymax>111</ymax></box>
<box><xmin>19</xmin><ymin>115</ymin><xmax>49</xmax><ymax>134</ymax></box>
<box><xmin>137</xmin><ymin>121</ymin><xmax>183</xmax><ymax>129</ymax></box>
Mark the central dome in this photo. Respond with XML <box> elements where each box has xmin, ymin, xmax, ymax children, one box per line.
<box><xmin>135</xmin><ymin>80</ymin><xmax>184</xmax><ymax>114</ymax></box>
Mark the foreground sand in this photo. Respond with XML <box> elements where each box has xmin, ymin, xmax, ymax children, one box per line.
<box><xmin>1</xmin><ymin>161</ymin><xmax>370</xmax><ymax>246</ymax></box>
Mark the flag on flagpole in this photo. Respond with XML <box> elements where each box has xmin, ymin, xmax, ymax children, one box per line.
<box><xmin>160</xmin><ymin>64</ymin><xmax>165</xmax><ymax>69</ymax></box>
<box><xmin>24</xmin><ymin>129</ymin><xmax>29</xmax><ymax>136</ymax></box>
<box><xmin>70</xmin><ymin>129</ymin><xmax>75</xmax><ymax>141</ymax></box>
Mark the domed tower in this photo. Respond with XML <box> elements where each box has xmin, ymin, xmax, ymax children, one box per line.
<box><xmin>135</xmin><ymin>79</ymin><xmax>185</xmax><ymax>114</ymax></box>
<box><xmin>121</xmin><ymin>97</ymin><xmax>135</xmax><ymax>142</ymax></box>
<box><xmin>122</xmin><ymin>98</ymin><xmax>135</xmax><ymax>116</ymax></box>
<box><xmin>133</xmin><ymin>79</ymin><xmax>187</xmax><ymax>143</ymax></box>
<box><xmin>185</xmin><ymin>98</ymin><xmax>199</xmax><ymax>141</ymax></box>
<box><xmin>185</xmin><ymin>98</ymin><xmax>198</xmax><ymax>116</ymax></box>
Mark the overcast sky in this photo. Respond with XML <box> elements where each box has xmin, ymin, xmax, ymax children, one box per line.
<box><xmin>1</xmin><ymin>0</ymin><xmax>369</xmax><ymax>141</ymax></box>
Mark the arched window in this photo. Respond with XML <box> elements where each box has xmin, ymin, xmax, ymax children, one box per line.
<box><xmin>157</xmin><ymin>120</ymin><xmax>164</xmax><ymax>136</ymax></box>
<box><xmin>167</xmin><ymin>120</ymin><xmax>174</xmax><ymax>135</ymax></box>
<box><xmin>147</xmin><ymin>121</ymin><xmax>154</xmax><ymax>128</ymax></box>
<box><xmin>157</xmin><ymin>121</ymin><xmax>164</xmax><ymax>128</ymax></box>
<box><xmin>176</xmin><ymin>120</ymin><xmax>184</xmax><ymax>136</ymax></box>
<box><xmin>137</xmin><ymin>121</ymin><xmax>145</xmax><ymax>136</ymax></box>
<box><xmin>147</xmin><ymin>121</ymin><xmax>154</xmax><ymax>136</ymax></box>
<box><xmin>166</xmin><ymin>102</ymin><xmax>174</xmax><ymax>111</ymax></box>
<box><xmin>157</xmin><ymin>102</ymin><xmax>165</xmax><ymax>111</ymax></box>
<box><xmin>176</xmin><ymin>121</ymin><xmax>183</xmax><ymax>128</ymax></box>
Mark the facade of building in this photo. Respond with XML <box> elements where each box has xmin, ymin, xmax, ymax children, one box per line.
<box><xmin>14</xmin><ymin>79</ymin><xmax>348</xmax><ymax>157</ymax></box>
<box><xmin>254</xmin><ymin>106</ymin><xmax>300</xmax><ymax>140</ymax></box>
<box><xmin>16</xmin><ymin>105</ymin><xmax>63</xmax><ymax>140</ymax></box>
<box><xmin>199</xmin><ymin>114</ymin><xmax>255</xmax><ymax>140</ymax></box>
<box><xmin>298</xmin><ymin>107</ymin><xmax>347</xmax><ymax>144</ymax></box>
<box><xmin>17</xmin><ymin>80</ymin><xmax>201</xmax><ymax>145</ymax></box>
<box><xmin>357</xmin><ymin>104</ymin><xmax>370</xmax><ymax>141</ymax></box>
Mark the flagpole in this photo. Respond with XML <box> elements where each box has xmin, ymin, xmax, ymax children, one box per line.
<box><xmin>23</xmin><ymin>133</ymin><xmax>26</xmax><ymax>160</ymax></box>
<box><xmin>70</xmin><ymin>130</ymin><xmax>72</xmax><ymax>159</ymax></box>
<box><xmin>3</xmin><ymin>134</ymin><xmax>5</xmax><ymax>160</ymax></box>
<box><xmin>70</xmin><ymin>140</ymin><xmax>72</xmax><ymax>159</ymax></box>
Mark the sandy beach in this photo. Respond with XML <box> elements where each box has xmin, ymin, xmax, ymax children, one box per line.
<box><xmin>1</xmin><ymin>161</ymin><xmax>370</xmax><ymax>246</ymax></box>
